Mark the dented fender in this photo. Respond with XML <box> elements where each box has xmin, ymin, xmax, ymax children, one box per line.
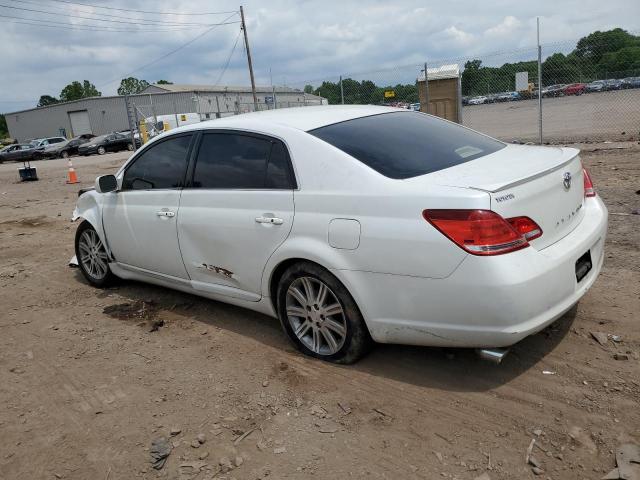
<box><xmin>72</xmin><ymin>189</ymin><xmax>112</xmax><ymax>259</ymax></box>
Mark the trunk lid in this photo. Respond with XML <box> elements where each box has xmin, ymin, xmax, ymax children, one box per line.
<box><xmin>427</xmin><ymin>144</ymin><xmax>585</xmax><ymax>249</ymax></box>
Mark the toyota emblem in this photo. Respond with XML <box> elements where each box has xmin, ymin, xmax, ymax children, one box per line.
<box><xmin>563</xmin><ymin>172</ymin><xmax>572</xmax><ymax>190</ymax></box>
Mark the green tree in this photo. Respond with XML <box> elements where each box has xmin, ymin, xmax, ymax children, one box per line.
<box><xmin>303</xmin><ymin>84</ymin><xmax>314</xmax><ymax>94</ymax></box>
<box><xmin>38</xmin><ymin>95</ymin><xmax>59</xmax><ymax>107</ymax></box>
<box><xmin>156</xmin><ymin>79</ymin><xmax>173</xmax><ymax>85</ymax></box>
<box><xmin>59</xmin><ymin>80</ymin><xmax>101</xmax><ymax>102</ymax></box>
<box><xmin>0</xmin><ymin>114</ymin><xmax>7</xmax><ymax>138</ymax></box>
<box><xmin>117</xmin><ymin>77</ymin><xmax>150</xmax><ymax>95</ymax></box>
<box><xmin>574</xmin><ymin>28</ymin><xmax>639</xmax><ymax>63</ymax></box>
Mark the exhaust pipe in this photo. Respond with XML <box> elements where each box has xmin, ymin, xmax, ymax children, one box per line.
<box><xmin>477</xmin><ymin>348</ymin><xmax>509</xmax><ymax>364</ymax></box>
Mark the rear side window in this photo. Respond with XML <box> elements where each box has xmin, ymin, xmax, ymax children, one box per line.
<box><xmin>122</xmin><ymin>135</ymin><xmax>192</xmax><ymax>190</ymax></box>
<box><xmin>310</xmin><ymin>112</ymin><xmax>505</xmax><ymax>179</ymax></box>
<box><xmin>192</xmin><ymin>133</ymin><xmax>295</xmax><ymax>189</ymax></box>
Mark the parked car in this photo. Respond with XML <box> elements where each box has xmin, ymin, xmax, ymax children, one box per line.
<box><xmin>29</xmin><ymin>136</ymin><xmax>67</xmax><ymax>149</ymax></box>
<box><xmin>40</xmin><ymin>134</ymin><xmax>96</xmax><ymax>159</ymax></box>
<box><xmin>563</xmin><ymin>83</ymin><xmax>587</xmax><ymax>95</ymax></box>
<box><xmin>78</xmin><ymin>132</ymin><xmax>139</xmax><ymax>156</ymax></box>
<box><xmin>0</xmin><ymin>143</ymin><xmax>34</xmax><ymax>163</ymax></box>
<box><xmin>71</xmin><ymin>106</ymin><xmax>608</xmax><ymax>364</ymax></box>
<box><xmin>586</xmin><ymin>80</ymin><xmax>606</xmax><ymax>92</ymax></box>
<box><xmin>408</xmin><ymin>103</ymin><xmax>421</xmax><ymax>111</ymax></box>
<box><xmin>621</xmin><ymin>77</ymin><xmax>640</xmax><ymax>89</ymax></box>
<box><xmin>603</xmin><ymin>79</ymin><xmax>623</xmax><ymax>90</ymax></box>
<box><xmin>541</xmin><ymin>84</ymin><xmax>566</xmax><ymax>97</ymax></box>
<box><xmin>496</xmin><ymin>91</ymin><xmax>520</xmax><ymax>102</ymax></box>
<box><xmin>468</xmin><ymin>96</ymin><xmax>487</xmax><ymax>105</ymax></box>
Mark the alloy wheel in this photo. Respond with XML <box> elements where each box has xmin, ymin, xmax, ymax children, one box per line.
<box><xmin>285</xmin><ymin>276</ymin><xmax>347</xmax><ymax>355</ymax></box>
<box><xmin>78</xmin><ymin>229</ymin><xmax>109</xmax><ymax>280</ymax></box>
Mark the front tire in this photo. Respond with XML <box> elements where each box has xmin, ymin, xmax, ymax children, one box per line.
<box><xmin>97</xmin><ymin>146</ymin><xmax>106</xmax><ymax>155</ymax></box>
<box><xmin>127</xmin><ymin>143</ymin><xmax>134</xmax><ymax>151</ymax></box>
<box><xmin>75</xmin><ymin>221</ymin><xmax>114</xmax><ymax>288</ymax></box>
<box><xmin>276</xmin><ymin>262</ymin><xmax>372</xmax><ymax>364</ymax></box>
<box><xmin>60</xmin><ymin>150</ymin><xmax>69</xmax><ymax>159</ymax></box>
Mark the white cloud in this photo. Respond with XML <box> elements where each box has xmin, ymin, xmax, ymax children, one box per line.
<box><xmin>1</xmin><ymin>0</ymin><xmax>639</xmax><ymax>112</ymax></box>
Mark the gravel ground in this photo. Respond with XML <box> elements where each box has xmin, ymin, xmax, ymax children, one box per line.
<box><xmin>464</xmin><ymin>89</ymin><xmax>640</xmax><ymax>143</ymax></box>
<box><xmin>0</xmin><ymin>144</ymin><xmax>638</xmax><ymax>480</ymax></box>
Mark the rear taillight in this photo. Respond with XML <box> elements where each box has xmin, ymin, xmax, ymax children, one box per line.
<box><xmin>423</xmin><ymin>209</ymin><xmax>536</xmax><ymax>256</ymax></box>
<box><xmin>583</xmin><ymin>167</ymin><xmax>596</xmax><ymax>197</ymax></box>
<box><xmin>506</xmin><ymin>216</ymin><xmax>543</xmax><ymax>241</ymax></box>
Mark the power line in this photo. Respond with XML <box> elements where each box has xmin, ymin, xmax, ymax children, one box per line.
<box><xmin>8</xmin><ymin>0</ymin><xmax>236</xmax><ymax>26</ymax></box>
<box><xmin>0</xmin><ymin>3</ymin><xmax>232</xmax><ymax>26</ymax></box>
<box><xmin>38</xmin><ymin>0</ymin><xmax>238</xmax><ymax>16</ymax></box>
<box><xmin>212</xmin><ymin>29</ymin><xmax>243</xmax><ymax>87</ymax></box>
<box><xmin>2</xmin><ymin>15</ymin><xmax>215</xmax><ymax>32</ymax></box>
<box><xmin>98</xmin><ymin>12</ymin><xmax>240</xmax><ymax>88</ymax></box>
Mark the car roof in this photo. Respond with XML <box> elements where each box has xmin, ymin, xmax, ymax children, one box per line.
<box><xmin>173</xmin><ymin>105</ymin><xmax>405</xmax><ymax>133</ymax></box>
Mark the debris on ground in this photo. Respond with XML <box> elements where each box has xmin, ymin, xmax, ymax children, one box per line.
<box><xmin>602</xmin><ymin>443</ymin><xmax>640</xmax><ymax>480</ymax></box>
<box><xmin>196</xmin><ymin>433</ymin><xmax>206</xmax><ymax>444</ymax></box>
<box><xmin>591</xmin><ymin>331</ymin><xmax>610</xmax><ymax>346</ymax></box>
<box><xmin>542</xmin><ymin>370</ymin><xmax>556</xmax><ymax>375</ymax></box>
<box><xmin>613</xmin><ymin>353</ymin><xmax>629</xmax><ymax>361</ymax></box>
<box><xmin>169</xmin><ymin>427</ymin><xmax>181</xmax><ymax>436</ymax></box>
<box><xmin>149</xmin><ymin>437</ymin><xmax>171</xmax><ymax>470</ymax></box>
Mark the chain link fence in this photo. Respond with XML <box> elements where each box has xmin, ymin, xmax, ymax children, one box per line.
<box><xmin>291</xmin><ymin>33</ymin><xmax>640</xmax><ymax>144</ymax></box>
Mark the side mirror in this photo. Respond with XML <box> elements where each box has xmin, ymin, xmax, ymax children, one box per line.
<box><xmin>95</xmin><ymin>174</ymin><xmax>118</xmax><ymax>193</ymax></box>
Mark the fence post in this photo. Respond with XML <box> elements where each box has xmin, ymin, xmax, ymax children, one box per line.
<box><xmin>537</xmin><ymin>17</ymin><xmax>543</xmax><ymax>145</ymax></box>
<box><xmin>340</xmin><ymin>76</ymin><xmax>344</xmax><ymax>105</ymax></box>
<box><xmin>423</xmin><ymin>62</ymin><xmax>429</xmax><ymax>114</ymax></box>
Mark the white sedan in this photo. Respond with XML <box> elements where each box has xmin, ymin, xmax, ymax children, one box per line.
<box><xmin>72</xmin><ymin>106</ymin><xmax>607</xmax><ymax>364</ymax></box>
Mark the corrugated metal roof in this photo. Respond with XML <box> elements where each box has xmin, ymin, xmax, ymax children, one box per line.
<box><xmin>141</xmin><ymin>84</ymin><xmax>308</xmax><ymax>94</ymax></box>
<box><xmin>417</xmin><ymin>64</ymin><xmax>460</xmax><ymax>81</ymax></box>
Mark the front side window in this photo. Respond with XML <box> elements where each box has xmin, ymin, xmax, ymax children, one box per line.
<box><xmin>122</xmin><ymin>135</ymin><xmax>192</xmax><ymax>190</ymax></box>
<box><xmin>192</xmin><ymin>133</ymin><xmax>295</xmax><ymax>189</ymax></box>
<box><xmin>310</xmin><ymin>112</ymin><xmax>505</xmax><ymax>179</ymax></box>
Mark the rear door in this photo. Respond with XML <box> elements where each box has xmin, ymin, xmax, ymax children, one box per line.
<box><xmin>102</xmin><ymin>133</ymin><xmax>194</xmax><ymax>278</ymax></box>
<box><xmin>178</xmin><ymin>131</ymin><xmax>296</xmax><ymax>299</ymax></box>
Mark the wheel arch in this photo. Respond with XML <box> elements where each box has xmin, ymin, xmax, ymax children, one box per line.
<box><xmin>266</xmin><ymin>255</ymin><xmax>372</xmax><ymax>338</ymax></box>
<box><xmin>72</xmin><ymin>190</ymin><xmax>112</xmax><ymax>259</ymax></box>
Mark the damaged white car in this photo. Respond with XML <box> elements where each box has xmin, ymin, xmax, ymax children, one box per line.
<box><xmin>72</xmin><ymin>106</ymin><xmax>608</xmax><ymax>364</ymax></box>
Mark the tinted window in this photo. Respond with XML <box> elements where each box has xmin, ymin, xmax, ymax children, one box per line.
<box><xmin>122</xmin><ymin>135</ymin><xmax>192</xmax><ymax>190</ymax></box>
<box><xmin>49</xmin><ymin>138</ymin><xmax>65</xmax><ymax>144</ymax></box>
<box><xmin>266</xmin><ymin>141</ymin><xmax>295</xmax><ymax>189</ymax></box>
<box><xmin>310</xmin><ymin>112</ymin><xmax>505</xmax><ymax>179</ymax></box>
<box><xmin>193</xmin><ymin>133</ymin><xmax>271</xmax><ymax>189</ymax></box>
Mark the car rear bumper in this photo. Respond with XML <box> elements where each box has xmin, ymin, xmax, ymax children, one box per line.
<box><xmin>337</xmin><ymin>196</ymin><xmax>608</xmax><ymax>348</ymax></box>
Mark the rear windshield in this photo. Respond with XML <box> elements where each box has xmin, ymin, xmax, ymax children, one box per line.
<box><xmin>309</xmin><ymin>112</ymin><xmax>505</xmax><ymax>179</ymax></box>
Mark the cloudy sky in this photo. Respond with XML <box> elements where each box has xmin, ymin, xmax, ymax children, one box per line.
<box><xmin>1</xmin><ymin>0</ymin><xmax>639</xmax><ymax>112</ymax></box>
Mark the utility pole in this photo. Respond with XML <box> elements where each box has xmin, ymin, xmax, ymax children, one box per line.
<box><xmin>423</xmin><ymin>62</ymin><xmax>429</xmax><ymax>114</ymax></box>
<box><xmin>240</xmin><ymin>6</ymin><xmax>258</xmax><ymax>111</ymax></box>
<box><xmin>340</xmin><ymin>76</ymin><xmax>344</xmax><ymax>104</ymax></box>
<box><xmin>537</xmin><ymin>17</ymin><xmax>543</xmax><ymax>145</ymax></box>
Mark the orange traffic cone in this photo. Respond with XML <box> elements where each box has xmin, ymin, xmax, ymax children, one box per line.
<box><xmin>66</xmin><ymin>159</ymin><xmax>79</xmax><ymax>184</ymax></box>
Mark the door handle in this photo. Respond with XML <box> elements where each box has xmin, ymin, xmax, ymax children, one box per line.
<box><xmin>255</xmin><ymin>216</ymin><xmax>283</xmax><ymax>225</ymax></box>
<box><xmin>157</xmin><ymin>211</ymin><xmax>175</xmax><ymax>218</ymax></box>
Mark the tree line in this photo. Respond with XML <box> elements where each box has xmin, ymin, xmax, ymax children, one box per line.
<box><xmin>305</xmin><ymin>28</ymin><xmax>640</xmax><ymax>102</ymax></box>
<box><xmin>36</xmin><ymin>78</ymin><xmax>173</xmax><ymax>108</ymax></box>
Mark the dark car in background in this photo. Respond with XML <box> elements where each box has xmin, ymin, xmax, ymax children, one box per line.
<box><xmin>0</xmin><ymin>143</ymin><xmax>36</xmax><ymax>163</ymax></box>
<box><xmin>604</xmin><ymin>79</ymin><xmax>623</xmax><ymax>90</ymax></box>
<box><xmin>586</xmin><ymin>80</ymin><xmax>606</xmax><ymax>92</ymax></box>
<box><xmin>622</xmin><ymin>77</ymin><xmax>640</xmax><ymax>89</ymax></box>
<box><xmin>542</xmin><ymin>84</ymin><xmax>566</xmax><ymax>97</ymax></box>
<box><xmin>40</xmin><ymin>134</ymin><xmax>96</xmax><ymax>159</ymax></box>
<box><xmin>563</xmin><ymin>83</ymin><xmax>587</xmax><ymax>95</ymax></box>
<box><xmin>78</xmin><ymin>132</ymin><xmax>139</xmax><ymax>156</ymax></box>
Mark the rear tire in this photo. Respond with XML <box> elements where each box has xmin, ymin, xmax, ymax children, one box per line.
<box><xmin>276</xmin><ymin>261</ymin><xmax>372</xmax><ymax>364</ymax></box>
<box><xmin>75</xmin><ymin>221</ymin><xmax>114</xmax><ymax>288</ymax></box>
<box><xmin>61</xmin><ymin>150</ymin><xmax>69</xmax><ymax>159</ymax></box>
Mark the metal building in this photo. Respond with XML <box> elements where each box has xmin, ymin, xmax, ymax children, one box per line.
<box><xmin>5</xmin><ymin>84</ymin><xmax>325</xmax><ymax>142</ymax></box>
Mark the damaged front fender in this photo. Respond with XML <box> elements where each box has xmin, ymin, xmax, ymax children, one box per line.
<box><xmin>71</xmin><ymin>189</ymin><xmax>112</xmax><ymax>259</ymax></box>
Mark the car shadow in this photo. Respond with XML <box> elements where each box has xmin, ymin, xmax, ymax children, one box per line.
<box><xmin>77</xmin><ymin>271</ymin><xmax>576</xmax><ymax>393</ymax></box>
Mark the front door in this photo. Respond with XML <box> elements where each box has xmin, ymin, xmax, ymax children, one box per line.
<box><xmin>102</xmin><ymin>133</ymin><xmax>194</xmax><ymax>279</ymax></box>
<box><xmin>178</xmin><ymin>131</ymin><xmax>296</xmax><ymax>297</ymax></box>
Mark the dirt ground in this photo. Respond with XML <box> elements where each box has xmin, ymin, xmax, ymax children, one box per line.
<box><xmin>464</xmin><ymin>89</ymin><xmax>640</xmax><ymax>144</ymax></box>
<box><xmin>1</xmin><ymin>143</ymin><xmax>638</xmax><ymax>480</ymax></box>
